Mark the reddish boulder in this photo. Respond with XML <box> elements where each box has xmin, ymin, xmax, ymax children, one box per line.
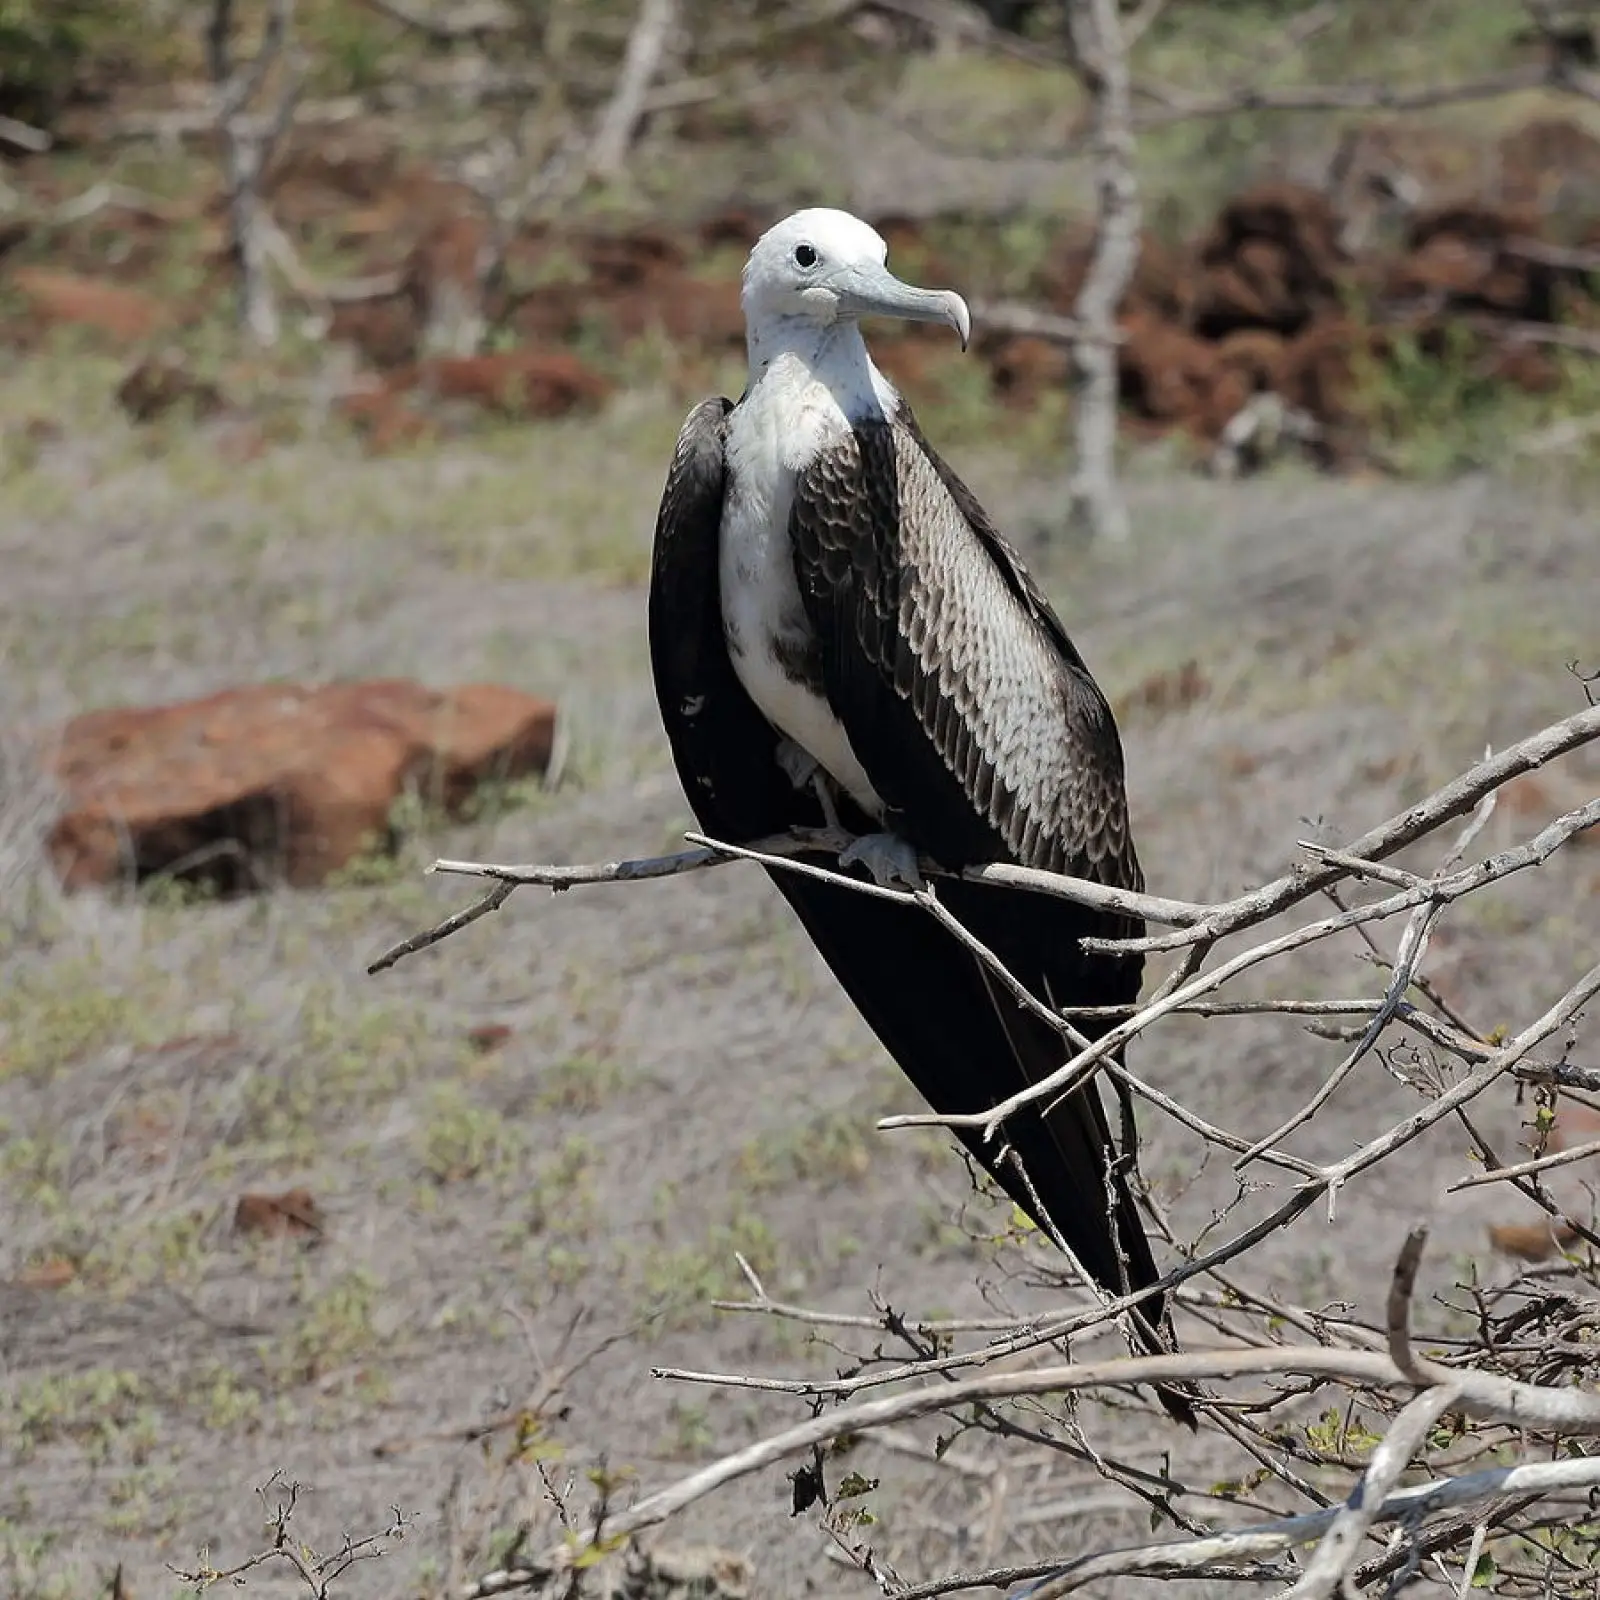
<box><xmin>696</xmin><ymin>205</ymin><xmax>769</xmax><ymax>250</ymax></box>
<box><xmin>1387</xmin><ymin>204</ymin><xmax>1556</xmax><ymax>322</ymax></box>
<box><xmin>328</xmin><ymin>296</ymin><xmax>422</xmax><ymax>370</ymax></box>
<box><xmin>1192</xmin><ymin>184</ymin><xmax>1346</xmax><ymax>339</ymax></box>
<box><xmin>115</xmin><ymin>352</ymin><xmax>226</xmax><ymax>423</ymax></box>
<box><xmin>336</xmin><ymin>385</ymin><xmax>434</xmax><ymax>453</ymax></box>
<box><xmin>1118</xmin><ymin>310</ymin><xmax>1221</xmax><ymax>432</ymax></box>
<box><xmin>234</xmin><ymin>1189</ymin><xmax>323</xmax><ymax>1239</ymax></box>
<box><xmin>389</xmin><ymin>350</ymin><xmax>612</xmax><ymax>418</ymax></box>
<box><xmin>11</xmin><ymin>268</ymin><xmax>170</xmax><ymax>342</ymax></box>
<box><xmin>1038</xmin><ymin>226</ymin><xmax>1194</xmax><ymax>324</ymax></box>
<box><xmin>45</xmin><ymin>680</ymin><xmax>557</xmax><ymax>892</ymax></box>
<box><xmin>981</xmin><ymin>333</ymin><xmax>1072</xmax><ymax>407</ymax></box>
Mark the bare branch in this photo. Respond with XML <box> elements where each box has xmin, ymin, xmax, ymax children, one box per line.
<box><xmin>583</xmin><ymin>1335</ymin><xmax>1600</xmax><ymax>1565</ymax></box>
<box><xmin>971</xmin><ymin>301</ymin><xmax>1098</xmax><ymax>345</ymax></box>
<box><xmin>0</xmin><ymin>113</ymin><xmax>51</xmax><ymax>154</ymax></box>
<box><xmin>1132</xmin><ymin>63</ymin><xmax>1549</xmax><ymax>125</ymax></box>
<box><xmin>1321</xmin><ymin>958</ymin><xmax>1600</xmax><ymax>1194</ymax></box>
<box><xmin>1103</xmin><ymin>704</ymin><xmax>1600</xmax><ymax>955</ymax></box>
<box><xmin>1017</xmin><ymin>1456</ymin><xmax>1600</xmax><ymax>1597</ymax></box>
<box><xmin>358</xmin><ymin>0</ymin><xmax>517</xmax><ymax>39</ymax></box>
<box><xmin>1448</xmin><ymin>1135</ymin><xmax>1600</xmax><ymax>1193</ymax></box>
<box><xmin>1385</xmin><ymin>1224</ymin><xmax>1434</xmax><ymax>1385</ymax></box>
<box><xmin>880</xmin><ymin>798</ymin><xmax>1600</xmax><ymax>1141</ymax></box>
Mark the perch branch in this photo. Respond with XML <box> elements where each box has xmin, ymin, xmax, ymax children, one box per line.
<box><xmin>879</xmin><ymin>798</ymin><xmax>1600</xmax><ymax>1141</ymax></box>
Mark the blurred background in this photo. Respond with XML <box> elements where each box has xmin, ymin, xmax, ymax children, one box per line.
<box><xmin>1</xmin><ymin>2</ymin><xmax>1598</xmax><ymax>1596</ymax></box>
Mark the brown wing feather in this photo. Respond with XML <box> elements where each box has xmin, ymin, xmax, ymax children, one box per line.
<box><xmin>789</xmin><ymin>409</ymin><xmax>1142</xmax><ymax>904</ymax></box>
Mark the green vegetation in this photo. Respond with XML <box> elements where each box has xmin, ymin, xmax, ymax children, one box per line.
<box><xmin>0</xmin><ymin>0</ymin><xmax>149</xmax><ymax>123</ymax></box>
<box><xmin>416</xmin><ymin>1082</ymin><xmax>525</xmax><ymax>1186</ymax></box>
<box><xmin>7</xmin><ymin>1368</ymin><xmax>154</xmax><ymax>1464</ymax></box>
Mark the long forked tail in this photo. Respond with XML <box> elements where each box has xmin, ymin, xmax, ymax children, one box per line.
<box><xmin>766</xmin><ymin>869</ymin><xmax>1198</xmax><ymax>1427</ymax></box>
<box><xmin>969</xmin><ymin>965</ymin><xmax>1198</xmax><ymax>1428</ymax></box>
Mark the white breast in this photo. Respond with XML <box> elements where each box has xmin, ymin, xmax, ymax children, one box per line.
<box><xmin>718</xmin><ymin>348</ymin><xmax>892</xmax><ymax>820</ymax></box>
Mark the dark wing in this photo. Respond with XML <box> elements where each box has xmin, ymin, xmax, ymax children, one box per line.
<box><xmin>789</xmin><ymin>404</ymin><xmax>1142</xmax><ymax>896</ymax></box>
<box><xmin>648</xmin><ymin>396</ymin><xmax>810</xmax><ymax>845</ymax></box>
<box><xmin>786</xmin><ymin>406</ymin><xmax>1192</xmax><ymax>1416</ymax></box>
<box><xmin>646</xmin><ymin>397</ymin><xmax>1191</xmax><ymax>1423</ymax></box>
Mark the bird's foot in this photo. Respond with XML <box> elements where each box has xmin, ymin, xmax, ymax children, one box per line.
<box><xmin>774</xmin><ymin>737</ymin><xmax>821</xmax><ymax>793</ymax></box>
<box><xmin>839</xmin><ymin>830</ymin><xmax>925</xmax><ymax>891</ymax></box>
<box><xmin>775</xmin><ymin>738</ymin><xmax>844</xmax><ymax>831</ymax></box>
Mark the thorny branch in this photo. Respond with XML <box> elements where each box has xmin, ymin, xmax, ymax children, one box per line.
<box><xmin>484</xmin><ymin>1229</ymin><xmax>1600</xmax><ymax>1589</ymax></box>
<box><xmin>171</xmin><ymin>1473</ymin><xmax>409</xmax><ymax>1595</ymax></box>
<box><xmin>376</xmin><ymin>703</ymin><xmax>1600</xmax><ymax>1598</ymax></box>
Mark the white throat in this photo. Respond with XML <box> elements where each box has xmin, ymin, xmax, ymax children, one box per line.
<box><xmin>743</xmin><ymin>315</ymin><xmax>897</xmax><ymax>420</ymax></box>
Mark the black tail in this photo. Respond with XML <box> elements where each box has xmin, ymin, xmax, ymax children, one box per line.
<box><xmin>769</xmin><ymin>870</ymin><xmax>1197</xmax><ymax>1428</ymax></box>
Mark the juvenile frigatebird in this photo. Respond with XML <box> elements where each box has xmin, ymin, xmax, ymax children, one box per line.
<box><xmin>647</xmin><ymin>208</ymin><xmax>1192</xmax><ymax>1422</ymax></box>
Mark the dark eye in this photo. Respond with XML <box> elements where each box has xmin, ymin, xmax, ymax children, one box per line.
<box><xmin>793</xmin><ymin>243</ymin><xmax>818</xmax><ymax>268</ymax></box>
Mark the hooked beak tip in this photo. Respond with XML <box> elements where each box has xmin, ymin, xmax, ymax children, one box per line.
<box><xmin>948</xmin><ymin>293</ymin><xmax>972</xmax><ymax>352</ymax></box>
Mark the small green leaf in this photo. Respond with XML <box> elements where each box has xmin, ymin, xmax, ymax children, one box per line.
<box><xmin>836</xmin><ymin>1471</ymin><xmax>879</xmax><ymax>1499</ymax></box>
<box><xmin>1470</xmin><ymin>1551</ymin><xmax>1497</xmax><ymax>1588</ymax></box>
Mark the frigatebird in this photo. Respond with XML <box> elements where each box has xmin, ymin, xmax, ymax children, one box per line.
<box><xmin>647</xmin><ymin>208</ymin><xmax>1192</xmax><ymax>1423</ymax></box>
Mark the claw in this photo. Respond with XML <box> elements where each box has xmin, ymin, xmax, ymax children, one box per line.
<box><xmin>838</xmin><ymin>831</ymin><xmax>925</xmax><ymax>891</ymax></box>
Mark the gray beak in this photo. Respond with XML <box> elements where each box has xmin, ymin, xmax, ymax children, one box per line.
<box><xmin>832</xmin><ymin>261</ymin><xmax>972</xmax><ymax>351</ymax></box>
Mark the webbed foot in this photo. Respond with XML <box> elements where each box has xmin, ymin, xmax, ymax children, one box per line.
<box><xmin>838</xmin><ymin>831</ymin><xmax>925</xmax><ymax>891</ymax></box>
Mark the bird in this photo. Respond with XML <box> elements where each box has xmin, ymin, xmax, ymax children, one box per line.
<box><xmin>647</xmin><ymin>207</ymin><xmax>1194</xmax><ymax>1424</ymax></box>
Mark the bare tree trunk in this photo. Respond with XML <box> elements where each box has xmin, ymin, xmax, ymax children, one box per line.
<box><xmin>208</xmin><ymin>0</ymin><xmax>301</xmax><ymax>347</ymax></box>
<box><xmin>587</xmin><ymin>0</ymin><xmax>681</xmax><ymax>181</ymax></box>
<box><xmin>1063</xmin><ymin>0</ymin><xmax>1140</xmax><ymax>543</ymax></box>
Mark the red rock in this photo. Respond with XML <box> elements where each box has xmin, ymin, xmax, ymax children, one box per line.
<box><xmin>11</xmin><ymin>268</ymin><xmax>170</xmax><ymax>342</ymax></box>
<box><xmin>1500</xmin><ymin>774</ymin><xmax>1600</xmax><ymax>845</ymax></box>
<box><xmin>45</xmin><ymin>680</ymin><xmax>558</xmax><ymax>892</ymax></box>
<box><xmin>467</xmin><ymin>1022</ymin><xmax>513</xmax><ymax>1053</ymax></box>
<box><xmin>1119</xmin><ymin>661</ymin><xmax>1210</xmax><ymax>720</ymax></box>
<box><xmin>1488</xmin><ymin>1220</ymin><xmax>1578</xmax><ymax>1262</ymax></box>
<box><xmin>234</xmin><ymin>1189</ymin><xmax>322</xmax><ymax>1239</ymax></box>
<box><xmin>391</xmin><ymin>350</ymin><xmax>611</xmax><ymax>418</ymax></box>
<box><xmin>328</xmin><ymin>297</ymin><xmax>422</xmax><ymax>370</ymax></box>
<box><xmin>696</xmin><ymin>205</ymin><xmax>768</xmax><ymax>249</ymax></box>
<box><xmin>14</xmin><ymin>1258</ymin><xmax>77</xmax><ymax>1290</ymax></box>
<box><xmin>336</xmin><ymin>385</ymin><xmax>433</xmax><ymax>452</ymax></box>
<box><xmin>116</xmin><ymin>352</ymin><xmax>226</xmax><ymax>423</ymax></box>
<box><xmin>982</xmin><ymin>333</ymin><xmax>1072</xmax><ymax>408</ymax></box>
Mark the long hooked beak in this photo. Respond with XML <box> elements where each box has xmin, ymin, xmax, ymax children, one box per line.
<box><xmin>832</xmin><ymin>261</ymin><xmax>972</xmax><ymax>351</ymax></box>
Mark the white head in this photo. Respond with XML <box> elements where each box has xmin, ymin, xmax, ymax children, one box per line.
<box><xmin>740</xmin><ymin>207</ymin><xmax>971</xmax><ymax>353</ymax></box>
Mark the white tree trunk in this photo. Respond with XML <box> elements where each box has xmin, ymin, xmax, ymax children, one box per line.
<box><xmin>1065</xmin><ymin>0</ymin><xmax>1140</xmax><ymax>543</ymax></box>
